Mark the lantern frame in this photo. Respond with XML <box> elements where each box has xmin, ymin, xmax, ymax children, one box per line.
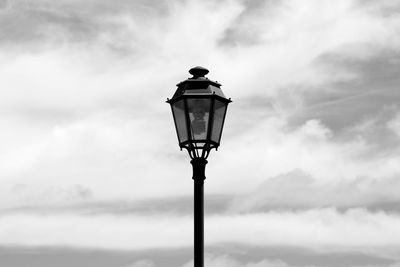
<box><xmin>167</xmin><ymin>67</ymin><xmax>231</xmax><ymax>159</ymax></box>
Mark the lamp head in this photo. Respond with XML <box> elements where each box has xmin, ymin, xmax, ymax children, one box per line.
<box><xmin>167</xmin><ymin>67</ymin><xmax>231</xmax><ymax>159</ymax></box>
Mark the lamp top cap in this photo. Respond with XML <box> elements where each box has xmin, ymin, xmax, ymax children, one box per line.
<box><xmin>189</xmin><ymin>66</ymin><xmax>209</xmax><ymax>78</ymax></box>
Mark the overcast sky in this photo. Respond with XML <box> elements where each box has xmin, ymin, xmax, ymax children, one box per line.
<box><xmin>1</xmin><ymin>0</ymin><xmax>400</xmax><ymax>266</ymax></box>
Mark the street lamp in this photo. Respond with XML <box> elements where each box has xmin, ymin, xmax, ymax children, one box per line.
<box><xmin>167</xmin><ymin>66</ymin><xmax>231</xmax><ymax>267</ymax></box>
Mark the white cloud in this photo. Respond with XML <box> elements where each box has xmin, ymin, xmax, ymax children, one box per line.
<box><xmin>125</xmin><ymin>259</ymin><xmax>155</xmax><ymax>267</ymax></box>
<box><xmin>209</xmin><ymin>116</ymin><xmax>400</xmax><ymax>198</ymax></box>
<box><xmin>1</xmin><ymin>0</ymin><xmax>399</xmax><ymax>204</ymax></box>
<box><xmin>1</xmin><ymin>208</ymin><xmax>400</xmax><ymax>260</ymax></box>
<box><xmin>1</xmin><ymin>0</ymin><xmax>400</xmax><ymax>265</ymax></box>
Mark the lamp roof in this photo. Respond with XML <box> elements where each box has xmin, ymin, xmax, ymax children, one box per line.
<box><xmin>172</xmin><ymin>66</ymin><xmax>228</xmax><ymax>100</ymax></box>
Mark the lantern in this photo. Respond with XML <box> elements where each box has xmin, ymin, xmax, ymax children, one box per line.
<box><xmin>167</xmin><ymin>66</ymin><xmax>231</xmax><ymax>159</ymax></box>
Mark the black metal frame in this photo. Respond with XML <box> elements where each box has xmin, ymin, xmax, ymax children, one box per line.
<box><xmin>167</xmin><ymin>95</ymin><xmax>231</xmax><ymax>159</ymax></box>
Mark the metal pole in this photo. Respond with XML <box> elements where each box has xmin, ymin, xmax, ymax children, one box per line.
<box><xmin>191</xmin><ymin>158</ymin><xmax>207</xmax><ymax>267</ymax></box>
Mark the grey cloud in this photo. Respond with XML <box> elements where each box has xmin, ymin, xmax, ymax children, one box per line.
<box><xmin>291</xmin><ymin>48</ymin><xmax>400</xmax><ymax>131</ymax></box>
<box><xmin>0</xmin><ymin>245</ymin><xmax>396</xmax><ymax>267</ymax></box>
<box><xmin>0</xmin><ymin>3</ymin><xmax>98</xmax><ymax>46</ymax></box>
<box><xmin>0</xmin><ymin>0</ymin><xmax>8</xmax><ymax>9</ymax></box>
<box><xmin>208</xmin><ymin>245</ymin><xmax>396</xmax><ymax>267</ymax></box>
<box><xmin>0</xmin><ymin>0</ymin><xmax>169</xmax><ymax>49</ymax></box>
<box><xmin>1</xmin><ymin>193</ymin><xmax>232</xmax><ymax>216</ymax></box>
<box><xmin>356</xmin><ymin>0</ymin><xmax>400</xmax><ymax>17</ymax></box>
<box><xmin>218</xmin><ymin>24</ymin><xmax>263</xmax><ymax>47</ymax></box>
<box><xmin>340</xmin><ymin>105</ymin><xmax>400</xmax><ymax>156</ymax></box>
<box><xmin>218</xmin><ymin>0</ymin><xmax>283</xmax><ymax>47</ymax></box>
<box><xmin>0</xmin><ymin>246</ymin><xmax>192</xmax><ymax>267</ymax></box>
<box><xmin>229</xmin><ymin>169</ymin><xmax>400</xmax><ymax>212</ymax></box>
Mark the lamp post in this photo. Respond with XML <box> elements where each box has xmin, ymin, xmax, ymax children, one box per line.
<box><xmin>167</xmin><ymin>66</ymin><xmax>231</xmax><ymax>267</ymax></box>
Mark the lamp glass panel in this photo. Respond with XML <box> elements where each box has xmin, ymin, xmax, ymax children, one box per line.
<box><xmin>211</xmin><ymin>99</ymin><xmax>227</xmax><ymax>143</ymax></box>
<box><xmin>187</xmin><ymin>98</ymin><xmax>211</xmax><ymax>141</ymax></box>
<box><xmin>171</xmin><ymin>100</ymin><xmax>188</xmax><ymax>143</ymax></box>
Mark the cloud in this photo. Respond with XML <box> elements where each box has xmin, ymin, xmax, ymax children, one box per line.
<box><xmin>209</xmin><ymin>116</ymin><xmax>400</xmax><ymax>200</ymax></box>
<box><xmin>125</xmin><ymin>259</ymin><xmax>155</xmax><ymax>267</ymax></box>
<box><xmin>182</xmin><ymin>254</ymin><xmax>400</xmax><ymax>267</ymax></box>
<box><xmin>229</xmin><ymin>168</ymin><xmax>400</xmax><ymax>212</ymax></box>
<box><xmin>182</xmin><ymin>255</ymin><xmax>293</xmax><ymax>267</ymax></box>
<box><xmin>387</xmin><ymin>112</ymin><xmax>400</xmax><ymax>138</ymax></box>
<box><xmin>1</xmin><ymin>208</ymin><xmax>400</xmax><ymax>260</ymax></box>
<box><xmin>297</xmin><ymin>49</ymin><xmax>400</xmax><ymax>133</ymax></box>
<box><xmin>1</xmin><ymin>0</ymin><xmax>400</xmax><ymax>265</ymax></box>
<box><xmin>1</xmin><ymin>0</ymin><xmax>399</xmax><ymax>198</ymax></box>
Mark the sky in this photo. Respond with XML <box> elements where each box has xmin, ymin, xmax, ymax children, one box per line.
<box><xmin>1</xmin><ymin>0</ymin><xmax>400</xmax><ymax>266</ymax></box>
